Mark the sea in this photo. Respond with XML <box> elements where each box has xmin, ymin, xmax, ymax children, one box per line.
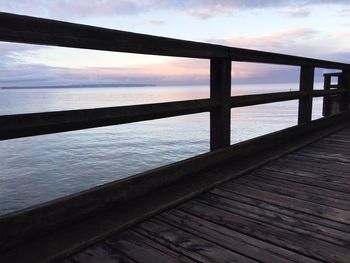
<box><xmin>0</xmin><ymin>83</ymin><xmax>324</xmax><ymax>216</ymax></box>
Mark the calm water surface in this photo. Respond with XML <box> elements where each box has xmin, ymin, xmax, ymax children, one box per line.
<box><xmin>0</xmin><ymin>83</ymin><xmax>324</xmax><ymax>215</ymax></box>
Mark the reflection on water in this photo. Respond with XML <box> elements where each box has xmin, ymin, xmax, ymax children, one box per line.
<box><xmin>0</xmin><ymin>84</ymin><xmax>323</xmax><ymax>215</ymax></box>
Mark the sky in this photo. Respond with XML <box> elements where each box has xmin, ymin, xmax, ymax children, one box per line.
<box><xmin>1</xmin><ymin>0</ymin><xmax>350</xmax><ymax>87</ymax></box>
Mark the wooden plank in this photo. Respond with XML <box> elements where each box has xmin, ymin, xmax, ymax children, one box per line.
<box><xmin>280</xmin><ymin>155</ymin><xmax>350</xmax><ymax>175</ymax></box>
<box><xmin>316</xmin><ymin>139</ymin><xmax>350</xmax><ymax>149</ymax></box>
<box><xmin>228</xmin><ymin>178</ymin><xmax>350</xmax><ymax>211</ymax></box>
<box><xmin>250</xmin><ymin>171</ymin><xmax>350</xmax><ymax>201</ymax></box>
<box><xmin>178</xmin><ymin>200</ymin><xmax>350</xmax><ymax>262</ymax></box>
<box><xmin>342</xmin><ymin>69</ymin><xmax>350</xmax><ymax>109</ymax></box>
<box><xmin>267</xmin><ymin>157</ymin><xmax>350</xmax><ymax>176</ymax></box>
<box><xmin>298</xmin><ymin>66</ymin><xmax>314</xmax><ymax>124</ymax></box>
<box><xmin>269</xmin><ymin>157</ymin><xmax>350</xmax><ymax>177</ymax></box>
<box><xmin>292</xmin><ymin>149</ymin><xmax>350</xmax><ymax>164</ymax></box>
<box><xmin>0</xmin><ymin>13</ymin><xmax>228</xmax><ymax>59</ymax></box>
<box><xmin>198</xmin><ymin>192</ymin><xmax>350</xmax><ymax>246</ymax></box>
<box><xmin>340</xmin><ymin>70</ymin><xmax>350</xmax><ymax>111</ymax></box>
<box><xmin>324</xmin><ymin>73</ymin><xmax>342</xmax><ymax>77</ymax></box>
<box><xmin>320</xmin><ymin>137</ymin><xmax>350</xmax><ymax>144</ymax></box>
<box><xmin>227</xmin><ymin>46</ymin><xmax>350</xmax><ymax>68</ymax></box>
<box><xmin>210</xmin><ymin>58</ymin><xmax>231</xmax><ymax>150</ymax></box>
<box><xmin>0</xmin><ymin>98</ymin><xmax>217</xmax><ymax>140</ymax></box>
<box><xmin>160</xmin><ymin>209</ymin><xmax>314</xmax><ymax>262</ymax></box>
<box><xmin>134</xmin><ymin>219</ymin><xmax>256</xmax><ymax>262</ymax></box>
<box><xmin>312</xmin><ymin>88</ymin><xmax>347</xmax><ymax>97</ymax></box>
<box><xmin>262</xmin><ymin>164</ymin><xmax>350</xmax><ymax>185</ymax></box>
<box><xmin>215</xmin><ymin>182</ymin><xmax>350</xmax><ymax>224</ymax></box>
<box><xmin>230</xmin><ymin>91</ymin><xmax>303</xmax><ymax>108</ymax></box>
<box><xmin>71</xmin><ymin>243</ymin><xmax>135</xmax><ymax>263</ymax></box>
<box><xmin>325</xmin><ymin>134</ymin><xmax>350</xmax><ymax>140</ymax></box>
<box><xmin>104</xmin><ymin>230</ymin><xmax>190</xmax><ymax>263</ymax></box>
<box><xmin>254</xmin><ymin>168</ymin><xmax>350</xmax><ymax>194</ymax></box>
<box><xmin>236</xmin><ymin>175</ymin><xmax>350</xmax><ymax>209</ymax></box>
<box><xmin>207</xmin><ymin>188</ymin><xmax>350</xmax><ymax>233</ymax></box>
<box><xmin>323</xmin><ymin>74</ymin><xmax>331</xmax><ymax>116</ymax></box>
<box><xmin>303</xmin><ymin>144</ymin><xmax>350</xmax><ymax>155</ymax></box>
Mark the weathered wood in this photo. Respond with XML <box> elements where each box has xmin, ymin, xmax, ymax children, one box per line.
<box><xmin>323</xmin><ymin>74</ymin><xmax>332</xmax><ymax>116</ymax></box>
<box><xmin>280</xmin><ymin>154</ymin><xmax>350</xmax><ymax>175</ymax></box>
<box><xmin>216</xmin><ymin>182</ymin><xmax>350</xmax><ymax>224</ymax></box>
<box><xmin>298</xmin><ymin>66</ymin><xmax>314</xmax><ymax>124</ymax></box>
<box><xmin>1</xmin><ymin>111</ymin><xmax>349</xmax><ymax>256</ymax></box>
<box><xmin>135</xmin><ymin>219</ymin><xmax>255</xmax><ymax>262</ymax></box>
<box><xmin>253</xmin><ymin>168</ymin><xmax>350</xmax><ymax>195</ymax></box>
<box><xmin>312</xmin><ymin>88</ymin><xmax>346</xmax><ymax>97</ymax></box>
<box><xmin>227</xmin><ymin>47</ymin><xmax>350</xmax><ymax>68</ymax></box>
<box><xmin>230</xmin><ymin>91</ymin><xmax>304</xmax><ymax>108</ymax></box>
<box><xmin>210</xmin><ymin>58</ymin><xmax>231</xmax><ymax>150</ymax></box>
<box><xmin>342</xmin><ymin>69</ymin><xmax>350</xmax><ymax>110</ymax></box>
<box><xmin>104</xmin><ymin>230</ymin><xmax>189</xmax><ymax>263</ymax></box>
<box><xmin>298</xmin><ymin>145</ymin><xmax>350</xmax><ymax>162</ymax></box>
<box><xmin>5</xmin><ymin>121</ymin><xmax>350</xmax><ymax>262</ymax></box>
<box><xmin>179</xmin><ymin>200</ymin><xmax>350</xmax><ymax>262</ymax></box>
<box><xmin>208</xmin><ymin>188</ymin><xmax>350</xmax><ymax>234</ymax></box>
<box><xmin>0</xmin><ymin>99</ymin><xmax>217</xmax><ymax>140</ymax></box>
<box><xmin>230</xmin><ymin>177</ymin><xmax>350</xmax><ymax>211</ymax></box>
<box><xmin>249</xmin><ymin>171</ymin><xmax>350</xmax><ymax>201</ymax></box>
<box><xmin>199</xmin><ymin>192</ymin><xmax>349</xmax><ymax>246</ymax></box>
<box><xmin>262</xmin><ymin>163</ymin><xmax>350</xmax><ymax>185</ymax></box>
<box><xmin>71</xmin><ymin>243</ymin><xmax>135</xmax><ymax>263</ymax></box>
<box><xmin>161</xmin><ymin>209</ymin><xmax>307</xmax><ymax>262</ymax></box>
<box><xmin>0</xmin><ymin>12</ymin><xmax>228</xmax><ymax>59</ymax></box>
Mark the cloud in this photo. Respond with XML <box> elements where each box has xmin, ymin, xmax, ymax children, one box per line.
<box><xmin>184</xmin><ymin>11</ymin><xmax>214</xmax><ymax>20</ymax></box>
<box><xmin>281</xmin><ymin>7</ymin><xmax>310</xmax><ymax>17</ymax></box>
<box><xmin>214</xmin><ymin>28</ymin><xmax>321</xmax><ymax>57</ymax></box>
<box><xmin>0</xmin><ymin>0</ymin><xmax>349</xmax><ymax>20</ymax></box>
<box><xmin>146</xmin><ymin>20</ymin><xmax>166</xmax><ymax>25</ymax></box>
<box><xmin>0</xmin><ymin>57</ymin><xmax>210</xmax><ymax>87</ymax></box>
<box><xmin>0</xmin><ymin>0</ymin><xmax>144</xmax><ymax>19</ymax></box>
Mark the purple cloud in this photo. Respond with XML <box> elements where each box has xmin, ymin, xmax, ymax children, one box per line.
<box><xmin>281</xmin><ymin>7</ymin><xmax>311</xmax><ymax>17</ymax></box>
<box><xmin>0</xmin><ymin>0</ymin><xmax>349</xmax><ymax>20</ymax></box>
<box><xmin>146</xmin><ymin>20</ymin><xmax>166</xmax><ymax>25</ymax></box>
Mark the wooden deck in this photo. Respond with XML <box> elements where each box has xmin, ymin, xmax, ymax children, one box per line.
<box><xmin>60</xmin><ymin>127</ymin><xmax>350</xmax><ymax>262</ymax></box>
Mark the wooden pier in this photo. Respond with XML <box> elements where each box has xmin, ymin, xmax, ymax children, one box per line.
<box><xmin>66</xmin><ymin>126</ymin><xmax>350</xmax><ymax>263</ymax></box>
<box><xmin>0</xmin><ymin>12</ymin><xmax>350</xmax><ymax>262</ymax></box>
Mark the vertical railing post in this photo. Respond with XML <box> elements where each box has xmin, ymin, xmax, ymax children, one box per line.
<box><xmin>210</xmin><ymin>58</ymin><xmax>231</xmax><ymax>151</ymax></box>
<box><xmin>341</xmin><ymin>69</ymin><xmax>350</xmax><ymax>111</ymax></box>
<box><xmin>298</xmin><ymin>66</ymin><xmax>314</xmax><ymax>124</ymax></box>
<box><xmin>322</xmin><ymin>73</ymin><xmax>331</xmax><ymax>117</ymax></box>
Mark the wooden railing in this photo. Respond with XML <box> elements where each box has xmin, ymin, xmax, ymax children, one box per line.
<box><xmin>2</xmin><ymin>12</ymin><xmax>350</xmax><ymax>254</ymax></box>
<box><xmin>1</xmin><ymin>12</ymin><xmax>350</xmax><ymax>151</ymax></box>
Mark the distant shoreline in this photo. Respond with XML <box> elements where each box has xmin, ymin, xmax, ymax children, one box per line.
<box><xmin>0</xmin><ymin>84</ymin><xmax>157</xmax><ymax>90</ymax></box>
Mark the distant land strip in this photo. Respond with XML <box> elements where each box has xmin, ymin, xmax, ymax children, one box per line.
<box><xmin>0</xmin><ymin>84</ymin><xmax>157</xmax><ymax>89</ymax></box>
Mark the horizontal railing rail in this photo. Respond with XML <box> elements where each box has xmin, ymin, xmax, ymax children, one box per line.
<box><xmin>1</xmin><ymin>12</ymin><xmax>350</xmax><ymax>69</ymax></box>
<box><xmin>0</xmin><ymin>99</ymin><xmax>217</xmax><ymax>140</ymax></box>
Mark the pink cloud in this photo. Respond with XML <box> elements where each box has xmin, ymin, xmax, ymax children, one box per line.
<box><xmin>1</xmin><ymin>0</ymin><xmax>349</xmax><ymax>20</ymax></box>
<box><xmin>281</xmin><ymin>7</ymin><xmax>310</xmax><ymax>17</ymax></box>
<box><xmin>146</xmin><ymin>20</ymin><xmax>166</xmax><ymax>25</ymax></box>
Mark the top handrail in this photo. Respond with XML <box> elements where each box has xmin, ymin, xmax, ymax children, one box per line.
<box><xmin>0</xmin><ymin>12</ymin><xmax>350</xmax><ymax>69</ymax></box>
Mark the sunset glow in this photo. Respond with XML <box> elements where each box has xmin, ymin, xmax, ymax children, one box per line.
<box><xmin>1</xmin><ymin>1</ymin><xmax>349</xmax><ymax>87</ymax></box>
